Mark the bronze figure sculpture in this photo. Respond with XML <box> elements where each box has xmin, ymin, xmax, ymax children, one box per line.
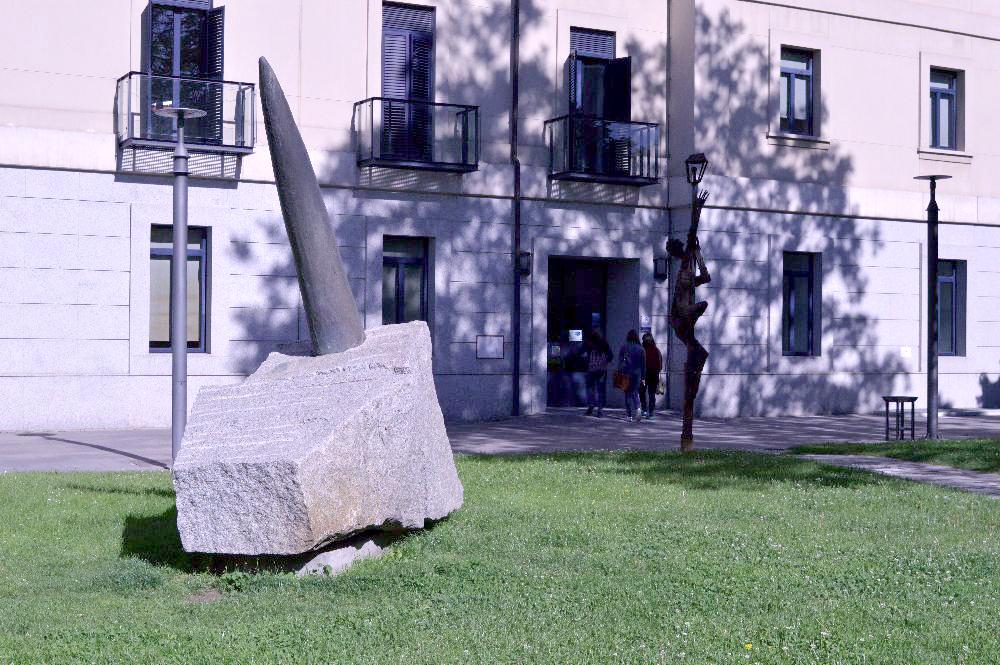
<box><xmin>668</xmin><ymin>181</ymin><xmax>711</xmax><ymax>453</ymax></box>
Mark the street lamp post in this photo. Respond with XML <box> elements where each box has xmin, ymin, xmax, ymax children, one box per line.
<box><xmin>667</xmin><ymin>153</ymin><xmax>711</xmax><ymax>451</ymax></box>
<box><xmin>914</xmin><ymin>174</ymin><xmax>952</xmax><ymax>441</ymax></box>
<box><xmin>154</xmin><ymin>104</ymin><xmax>207</xmax><ymax>463</ymax></box>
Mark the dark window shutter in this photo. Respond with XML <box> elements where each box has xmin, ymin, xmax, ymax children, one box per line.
<box><xmin>410</xmin><ymin>33</ymin><xmax>433</xmax><ymax>101</ymax></box>
<box><xmin>381</xmin><ymin>4</ymin><xmax>435</xmax><ymax>162</ymax></box>
<box><xmin>205</xmin><ymin>7</ymin><xmax>224</xmax><ymax>80</ymax></box>
<box><xmin>565</xmin><ymin>50</ymin><xmax>579</xmax><ymax>113</ymax></box>
<box><xmin>409</xmin><ymin>33</ymin><xmax>433</xmax><ymax>160</ymax></box>
<box><xmin>383</xmin><ymin>2</ymin><xmax>434</xmax><ymax>33</ymax></box>
<box><xmin>203</xmin><ymin>7</ymin><xmax>225</xmax><ymax>144</ymax></box>
<box><xmin>570</xmin><ymin>28</ymin><xmax>615</xmax><ymax>59</ymax></box>
<box><xmin>381</xmin><ymin>31</ymin><xmax>409</xmax><ymax>99</ymax></box>
<box><xmin>603</xmin><ymin>56</ymin><xmax>631</xmax><ymax>121</ymax></box>
<box><xmin>382</xmin><ymin>31</ymin><xmax>409</xmax><ymax>157</ymax></box>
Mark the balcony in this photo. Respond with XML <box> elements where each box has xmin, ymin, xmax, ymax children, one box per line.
<box><xmin>544</xmin><ymin>114</ymin><xmax>660</xmax><ymax>186</ymax></box>
<box><xmin>354</xmin><ymin>97</ymin><xmax>479</xmax><ymax>173</ymax></box>
<box><xmin>115</xmin><ymin>72</ymin><xmax>256</xmax><ymax>178</ymax></box>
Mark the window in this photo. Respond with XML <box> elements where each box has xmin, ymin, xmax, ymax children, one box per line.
<box><xmin>149</xmin><ymin>225</ymin><xmax>210</xmax><ymax>352</ymax></box>
<box><xmin>144</xmin><ymin>1</ymin><xmax>225</xmax><ymax>144</ymax></box>
<box><xmin>382</xmin><ymin>236</ymin><xmax>430</xmax><ymax>325</ymax></box>
<box><xmin>565</xmin><ymin>28</ymin><xmax>632</xmax><ymax>176</ymax></box>
<box><xmin>782</xmin><ymin>252</ymin><xmax>820</xmax><ymax>356</ymax></box>
<box><xmin>779</xmin><ymin>47</ymin><xmax>815</xmax><ymax>136</ymax></box>
<box><xmin>381</xmin><ymin>2</ymin><xmax>435</xmax><ymax>161</ymax></box>
<box><xmin>937</xmin><ymin>259</ymin><xmax>966</xmax><ymax>356</ymax></box>
<box><xmin>567</xmin><ymin>28</ymin><xmax>630</xmax><ymax>120</ymax></box>
<box><xmin>930</xmin><ymin>68</ymin><xmax>959</xmax><ymax>150</ymax></box>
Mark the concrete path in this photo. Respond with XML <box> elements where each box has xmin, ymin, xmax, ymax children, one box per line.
<box><xmin>447</xmin><ymin>408</ymin><xmax>1000</xmax><ymax>455</ymax></box>
<box><xmin>800</xmin><ymin>454</ymin><xmax>1000</xmax><ymax>498</ymax></box>
<box><xmin>0</xmin><ymin>429</ymin><xmax>171</xmax><ymax>472</ymax></box>
<box><xmin>4</xmin><ymin>408</ymin><xmax>1000</xmax><ymax>472</ymax></box>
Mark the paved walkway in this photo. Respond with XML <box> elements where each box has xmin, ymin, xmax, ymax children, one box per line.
<box><xmin>800</xmin><ymin>454</ymin><xmax>1000</xmax><ymax>498</ymax></box>
<box><xmin>448</xmin><ymin>408</ymin><xmax>1000</xmax><ymax>454</ymax></box>
<box><xmin>4</xmin><ymin>408</ymin><xmax>1000</xmax><ymax>472</ymax></box>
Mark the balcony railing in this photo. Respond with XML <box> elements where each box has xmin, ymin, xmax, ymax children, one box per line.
<box><xmin>115</xmin><ymin>72</ymin><xmax>256</xmax><ymax>177</ymax></box>
<box><xmin>544</xmin><ymin>114</ymin><xmax>660</xmax><ymax>186</ymax></box>
<box><xmin>354</xmin><ymin>97</ymin><xmax>479</xmax><ymax>173</ymax></box>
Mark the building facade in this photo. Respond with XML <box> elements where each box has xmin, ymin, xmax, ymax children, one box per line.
<box><xmin>0</xmin><ymin>0</ymin><xmax>997</xmax><ymax>430</ymax></box>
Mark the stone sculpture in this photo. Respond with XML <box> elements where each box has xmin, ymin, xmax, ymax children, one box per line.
<box><xmin>259</xmin><ymin>58</ymin><xmax>365</xmax><ymax>355</ymax></box>
<box><xmin>171</xmin><ymin>58</ymin><xmax>463</xmax><ymax>555</ymax></box>
<box><xmin>667</xmin><ymin>189</ymin><xmax>711</xmax><ymax>453</ymax></box>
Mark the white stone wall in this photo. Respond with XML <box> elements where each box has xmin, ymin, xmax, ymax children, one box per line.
<box><xmin>1</xmin><ymin>0</ymin><xmax>1000</xmax><ymax>428</ymax></box>
<box><xmin>663</xmin><ymin>0</ymin><xmax>1000</xmax><ymax>416</ymax></box>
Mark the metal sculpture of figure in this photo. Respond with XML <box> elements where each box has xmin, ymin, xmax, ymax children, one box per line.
<box><xmin>667</xmin><ymin>188</ymin><xmax>711</xmax><ymax>452</ymax></box>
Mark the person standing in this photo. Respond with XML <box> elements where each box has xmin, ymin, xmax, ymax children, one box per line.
<box><xmin>640</xmin><ymin>332</ymin><xmax>663</xmax><ymax>419</ymax></box>
<box><xmin>584</xmin><ymin>329</ymin><xmax>613</xmax><ymax>417</ymax></box>
<box><xmin>617</xmin><ymin>329</ymin><xmax>646</xmax><ymax>423</ymax></box>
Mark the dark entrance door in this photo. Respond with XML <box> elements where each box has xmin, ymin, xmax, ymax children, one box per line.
<box><xmin>547</xmin><ymin>258</ymin><xmax>608</xmax><ymax>407</ymax></box>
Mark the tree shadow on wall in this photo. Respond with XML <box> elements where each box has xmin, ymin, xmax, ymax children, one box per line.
<box><xmin>979</xmin><ymin>367</ymin><xmax>1000</xmax><ymax>409</ymax></box>
<box><xmin>229</xmin><ymin>0</ymin><xmax>679</xmax><ymax>421</ymax></box>
<box><xmin>677</xmin><ymin>6</ymin><xmax>909</xmax><ymax>417</ymax></box>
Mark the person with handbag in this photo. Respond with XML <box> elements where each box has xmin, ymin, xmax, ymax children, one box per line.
<box><xmin>584</xmin><ymin>329</ymin><xmax>613</xmax><ymax>417</ymax></box>
<box><xmin>616</xmin><ymin>329</ymin><xmax>646</xmax><ymax>423</ymax></box>
<box><xmin>640</xmin><ymin>332</ymin><xmax>664</xmax><ymax>419</ymax></box>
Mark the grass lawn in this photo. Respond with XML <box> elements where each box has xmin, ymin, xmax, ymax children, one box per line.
<box><xmin>1</xmin><ymin>452</ymin><xmax>998</xmax><ymax>664</ymax></box>
<box><xmin>792</xmin><ymin>438</ymin><xmax>1000</xmax><ymax>474</ymax></box>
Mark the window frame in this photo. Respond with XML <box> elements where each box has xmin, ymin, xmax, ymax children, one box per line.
<box><xmin>779</xmin><ymin>47</ymin><xmax>815</xmax><ymax>137</ymax></box>
<box><xmin>382</xmin><ymin>238</ymin><xmax>429</xmax><ymax>325</ymax></box>
<box><xmin>937</xmin><ymin>259</ymin><xmax>960</xmax><ymax>357</ymax></box>
<box><xmin>149</xmin><ymin>225</ymin><xmax>211</xmax><ymax>353</ymax></box>
<box><xmin>929</xmin><ymin>68</ymin><xmax>959</xmax><ymax>151</ymax></box>
<box><xmin>782</xmin><ymin>252</ymin><xmax>819</xmax><ymax>357</ymax></box>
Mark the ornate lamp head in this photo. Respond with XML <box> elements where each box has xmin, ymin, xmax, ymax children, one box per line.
<box><xmin>685</xmin><ymin>153</ymin><xmax>709</xmax><ymax>186</ymax></box>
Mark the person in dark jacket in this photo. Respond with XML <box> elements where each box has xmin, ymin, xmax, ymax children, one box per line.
<box><xmin>617</xmin><ymin>329</ymin><xmax>646</xmax><ymax>423</ymax></box>
<box><xmin>584</xmin><ymin>329</ymin><xmax>613</xmax><ymax>417</ymax></box>
<box><xmin>640</xmin><ymin>332</ymin><xmax>664</xmax><ymax>419</ymax></box>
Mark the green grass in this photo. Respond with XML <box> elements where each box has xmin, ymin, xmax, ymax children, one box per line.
<box><xmin>792</xmin><ymin>438</ymin><xmax>1000</xmax><ymax>473</ymax></box>
<box><xmin>1</xmin><ymin>452</ymin><xmax>999</xmax><ymax>663</ymax></box>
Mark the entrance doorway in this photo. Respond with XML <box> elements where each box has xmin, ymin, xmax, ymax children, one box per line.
<box><xmin>546</xmin><ymin>257</ymin><xmax>639</xmax><ymax>407</ymax></box>
<box><xmin>547</xmin><ymin>258</ymin><xmax>606</xmax><ymax>407</ymax></box>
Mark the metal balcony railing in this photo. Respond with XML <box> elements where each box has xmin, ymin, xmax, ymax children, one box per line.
<box><xmin>115</xmin><ymin>72</ymin><xmax>256</xmax><ymax>177</ymax></box>
<box><xmin>544</xmin><ymin>114</ymin><xmax>660</xmax><ymax>186</ymax></box>
<box><xmin>354</xmin><ymin>97</ymin><xmax>479</xmax><ymax>173</ymax></box>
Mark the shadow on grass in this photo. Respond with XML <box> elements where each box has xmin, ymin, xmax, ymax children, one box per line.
<box><xmin>121</xmin><ymin>506</ymin><xmax>417</xmax><ymax>576</ymax></box>
<box><xmin>607</xmin><ymin>451</ymin><xmax>881</xmax><ymax>491</ymax></box>
<box><xmin>61</xmin><ymin>482</ymin><xmax>175</xmax><ymax>499</ymax></box>
<box><xmin>466</xmin><ymin>450</ymin><xmax>882</xmax><ymax>492</ymax></box>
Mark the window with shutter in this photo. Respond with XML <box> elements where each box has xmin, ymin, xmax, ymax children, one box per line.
<box><xmin>143</xmin><ymin>1</ymin><xmax>222</xmax><ymax>144</ymax></box>
<box><xmin>565</xmin><ymin>29</ymin><xmax>632</xmax><ymax>176</ymax></box>
<box><xmin>382</xmin><ymin>3</ymin><xmax>434</xmax><ymax>162</ymax></box>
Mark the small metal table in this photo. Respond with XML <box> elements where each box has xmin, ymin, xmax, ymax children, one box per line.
<box><xmin>882</xmin><ymin>395</ymin><xmax>917</xmax><ymax>441</ymax></box>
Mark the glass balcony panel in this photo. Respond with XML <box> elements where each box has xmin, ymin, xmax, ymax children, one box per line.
<box><xmin>355</xmin><ymin>98</ymin><xmax>479</xmax><ymax>173</ymax></box>
<box><xmin>544</xmin><ymin>115</ymin><xmax>659</xmax><ymax>185</ymax></box>
<box><xmin>116</xmin><ymin>72</ymin><xmax>256</xmax><ymax>153</ymax></box>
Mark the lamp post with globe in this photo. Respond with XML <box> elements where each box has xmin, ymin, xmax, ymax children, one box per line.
<box><xmin>153</xmin><ymin>102</ymin><xmax>207</xmax><ymax>463</ymax></box>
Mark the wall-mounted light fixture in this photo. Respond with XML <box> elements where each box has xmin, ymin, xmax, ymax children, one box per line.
<box><xmin>685</xmin><ymin>152</ymin><xmax>709</xmax><ymax>186</ymax></box>
<box><xmin>517</xmin><ymin>250</ymin><xmax>532</xmax><ymax>276</ymax></box>
<box><xmin>654</xmin><ymin>256</ymin><xmax>669</xmax><ymax>280</ymax></box>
